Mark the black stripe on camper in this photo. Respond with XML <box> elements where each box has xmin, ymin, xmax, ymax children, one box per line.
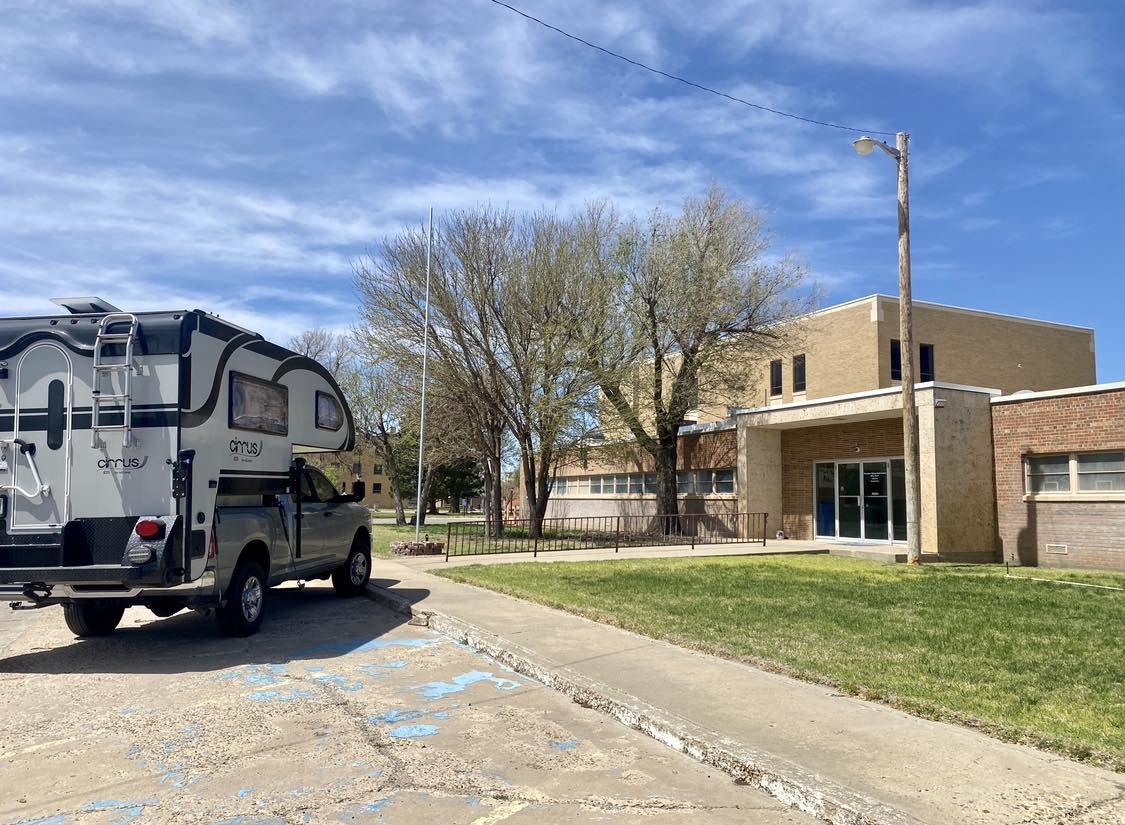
<box><xmin>270</xmin><ymin>357</ymin><xmax>356</xmax><ymax>452</ymax></box>
<box><xmin>180</xmin><ymin>333</ymin><xmax>257</xmax><ymax>428</ymax></box>
<box><xmin>217</xmin><ymin>470</ymin><xmax>290</xmax><ymax>495</ymax></box>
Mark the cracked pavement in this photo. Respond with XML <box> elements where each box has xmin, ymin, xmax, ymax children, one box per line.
<box><xmin>0</xmin><ymin>584</ymin><xmax>815</xmax><ymax>824</ymax></box>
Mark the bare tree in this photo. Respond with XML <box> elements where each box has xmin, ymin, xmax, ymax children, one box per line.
<box><xmin>288</xmin><ymin>328</ymin><xmax>350</xmax><ymax>375</ymax></box>
<box><xmin>585</xmin><ymin>185</ymin><xmax>815</xmax><ymax>521</ymax></box>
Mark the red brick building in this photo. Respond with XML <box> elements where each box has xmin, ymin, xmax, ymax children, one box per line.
<box><xmin>991</xmin><ymin>383</ymin><xmax>1125</xmax><ymax>571</ymax></box>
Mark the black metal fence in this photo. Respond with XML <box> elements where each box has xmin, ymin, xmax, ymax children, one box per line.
<box><xmin>444</xmin><ymin>512</ymin><xmax>767</xmax><ymax>560</ymax></box>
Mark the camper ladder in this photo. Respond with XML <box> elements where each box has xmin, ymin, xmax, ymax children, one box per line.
<box><xmin>91</xmin><ymin>312</ymin><xmax>140</xmax><ymax>447</ymax></box>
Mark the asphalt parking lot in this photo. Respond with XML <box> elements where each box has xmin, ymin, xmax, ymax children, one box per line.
<box><xmin>0</xmin><ymin>584</ymin><xmax>813</xmax><ymax>824</ymax></box>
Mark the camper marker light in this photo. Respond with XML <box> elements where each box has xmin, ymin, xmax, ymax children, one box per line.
<box><xmin>128</xmin><ymin>545</ymin><xmax>155</xmax><ymax>564</ymax></box>
<box><xmin>135</xmin><ymin>519</ymin><xmax>164</xmax><ymax>541</ymax></box>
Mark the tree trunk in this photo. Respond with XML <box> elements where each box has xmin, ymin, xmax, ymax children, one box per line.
<box><xmin>450</xmin><ymin>496</ymin><xmax>461</xmax><ymax>513</ymax></box>
<box><xmin>428</xmin><ymin>492</ymin><xmax>439</xmax><ymax>515</ymax></box>
<box><xmin>490</xmin><ymin>431</ymin><xmax>504</xmax><ymax>538</ymax></box>
<box><xmin>653</xmin><ymin>429</ymin><xmax>680</xmax><ymax>533</ymax></box>
<box><xmin>415</xmin><ymin>465</ymin><xmax>436</xmax><ymax>528</ymax></box>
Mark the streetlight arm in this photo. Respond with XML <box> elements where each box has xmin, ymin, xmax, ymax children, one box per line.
<box><xmin>853</xmin><ymin>135</ymin><xmax>901</xmax><ymax>160</ymax></box>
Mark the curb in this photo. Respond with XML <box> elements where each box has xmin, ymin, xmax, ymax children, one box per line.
<box><xmin>365</xmin><ymin>581</ymin><xmax>922</xmax><ymax>825</ymax></box>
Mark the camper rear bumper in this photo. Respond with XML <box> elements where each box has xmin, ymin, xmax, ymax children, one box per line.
<box><xmin>0</xmin><ymin>563</ymin><xmax>170</xmax><ymax>587</ymax></box>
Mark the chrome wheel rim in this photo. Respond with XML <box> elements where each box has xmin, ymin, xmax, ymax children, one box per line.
<box><xmin>241</xmin><ymin>575</ymin><xmax>263</xmax><ymax>622</ymax></box>
<box><xmin>350</xmin><ymin>552</ymin><xmax>368</xmax><ymax>585</ymax></box>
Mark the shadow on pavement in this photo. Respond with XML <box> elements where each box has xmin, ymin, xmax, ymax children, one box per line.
<box><xmin>0</xmin><ymin>583</ymin><xmax>431</xmax><ymax>676</ymax></box>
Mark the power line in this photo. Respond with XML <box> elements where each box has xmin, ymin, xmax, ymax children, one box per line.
<box><xmin>485</xmin><ymin>0</ymin><xmax>897</xmax><ymax>137</ymax></box>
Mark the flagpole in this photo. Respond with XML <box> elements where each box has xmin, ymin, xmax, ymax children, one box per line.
<box><xmin>414</xmin><ymin>207</ymin><xmax>433</xmax><ymax>542</ymax></box>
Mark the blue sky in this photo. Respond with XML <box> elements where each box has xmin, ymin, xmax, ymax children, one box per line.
<box><xmin>2</xmin><ymin>1</ymin><xmax>1123</xmax><ymax>379</ymax></box>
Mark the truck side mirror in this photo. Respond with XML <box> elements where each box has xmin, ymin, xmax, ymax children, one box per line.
<box><xmin>351</xmin><ymin>480</ymin><xmax>366</xmax><ymax>502</ymax></box>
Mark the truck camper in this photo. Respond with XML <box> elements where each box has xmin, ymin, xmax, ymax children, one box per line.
<box><xmin>0</xmin><ymin>298</ymin><xmax>371</xmax><ymax>636</ymax></box>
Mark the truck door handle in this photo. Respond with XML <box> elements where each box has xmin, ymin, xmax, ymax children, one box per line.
<box><xmin>323</xmin><ymin>511</ymin><xmax>333</xmax><ymax>517</ymax></box>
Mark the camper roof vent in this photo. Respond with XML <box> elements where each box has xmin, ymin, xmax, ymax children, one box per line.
<box><xmin>50</xmin><ymin>297</ymin><xmax>122</xmax><ymax>315</ymax></box>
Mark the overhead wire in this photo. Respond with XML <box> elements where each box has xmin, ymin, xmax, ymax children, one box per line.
<box><xmin>485</xmin><ymin>0</ymin><xmax>897</xmax><ymax>137</ymax></box>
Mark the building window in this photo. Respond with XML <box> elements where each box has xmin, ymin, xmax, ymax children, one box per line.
<box><xmin>352</xmin><ymin>462</ymin><xmax>361</xmax><ymax>475</ymax></box>
<box><xmin>713</xmin><ymin>469</ymin><xmax>735</xmax><ymax>493</ymax></box>
<box><xmin>373</xmin><ymin>482</ymin><xmax>382</xmax><ymax>494</ymax></box>
<box><xmin>769</xmin><ymin>359</ymin><xmax>783</xmax><ymax>396</ymax></box>
<box><xmin>555</xmin><ymin>477</ymin><xmax>568</xmax><ymax>495</ymax></box>
<box><xmin>629</xmin><ymin>475</ymin><xmax>644</xmax><ymax>494</ymax></box>
<box><xmin>1026</xmin><ymin>455</ymin><xmax>1071</xmax><ymax>493</ymax></box>
<box><xmin>792</xmin><ymin>354</ymin><xmax>806</xmax><ymax>394</ymax></box>
<box><xmin>890</xmin><ymin>339</ymin><xmax>902</xmax><ymax>382</ymax></box>
<box><xmin>644</xmin><ymin>474</ymin><xmax>657</xmax><ymax>494</ymax></box>
<box><xmin>373</xmin><ymin>464</ymin><xmax>383</xmax><ymax>475</ymax></box>
<box><xmin>1076</xmin><ymin>452</ymin><xmax>1125</xmax><ymax>492</ymax></box>
<box><xmin>677</xmin><ymin>471</ymin><xmax>696</xmax><ymax>495</ymax></box>
<box><xmin>615</xmin><ymin>474</ymin><xmax>629</xmax><ymax>494</ymax></box>
<box><xmin>919</xmin><ymin>343</ymin><xmax>935</xmax><ymax>382</ymax></box>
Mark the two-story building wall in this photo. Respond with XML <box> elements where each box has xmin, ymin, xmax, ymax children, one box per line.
<box><xmin>548</xmin><ymin>294</ymin><xmax>1101</xmax><ymax>562</ymax></box>
<box><xmin>755</xmin><ymin>295</ymin><xmax>1094</xmax><ymax>407</ymax></box>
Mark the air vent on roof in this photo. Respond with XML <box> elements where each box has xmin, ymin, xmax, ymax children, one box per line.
<box><xmin>50</xmin><ymin>297</ymin><xmax>122</xmax><ymax>314</ymax></box>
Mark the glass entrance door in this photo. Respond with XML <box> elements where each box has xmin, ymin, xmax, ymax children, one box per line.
<box><xmin>862</xmin><ymin>461</ymin><xmax>889</xmax><ymax>541</ymax></box>
<box><xmin>815</xmin><ymin>458</ymin><xmax>906</xmax><ymax>543</ymax></box>
<box><xmin>837</xmin><ymin>462</ymin><xmax>862</xmax><ymax>539</ymax></box>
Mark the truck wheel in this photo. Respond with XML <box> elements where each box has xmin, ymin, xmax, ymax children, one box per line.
<box><xmin>63</xmin><ymin>602</ymin><xmax>125</xmax><ymax>637</ymax></box>
<box><xmin>217</xmin><ymin>561</ymin><xmax>267</xmax><ymax>637</ymax></box>
<box><xmin>332</xmin><ymin>535</ymin><xmax>371</xmax><ymax>596</ymax></box>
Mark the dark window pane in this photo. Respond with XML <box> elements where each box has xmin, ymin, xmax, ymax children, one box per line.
<box><xmin>920</xmin><ymin>343</ymin><xmax>935</xmax><ymax>382</ymax></box>
<box><xmin>890</xmin><ymin>339</ymin><xmax>902</xmax><ymax>381</ymax></box>
<box><xmin>793</xmin><ymin>354</ymin><xmax>806</xmax><ymax>393</ymax></box>
<box><xmin>47</xmin><ymin>380</ymin><xmax>65</xmax><ymax>450</ymax></box>
<box><xmin>815</xmin><ymin>463</ymin><xmax>836</xmax><ymax>536</ymax></box>
<box><xmin>769</xmin><ymin>359</ymin><xmax>783</xmax><ymax>396</ymax></box>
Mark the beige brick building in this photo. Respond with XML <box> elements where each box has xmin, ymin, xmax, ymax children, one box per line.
<box><xmin>547</xmin><ymin>294</ymin><xmax>1125</xmax><ymax>570</ymax></box>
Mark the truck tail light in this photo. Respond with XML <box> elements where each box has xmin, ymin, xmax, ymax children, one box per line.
<box><xmin>208</xmin><ymin>525</ymin><xmax>218</xmax><ymax>560</ymax></box>
<box><xmin>135</xmin><ymin>519</ymin><xmax>164</xmax><ymax>541</ymax></box>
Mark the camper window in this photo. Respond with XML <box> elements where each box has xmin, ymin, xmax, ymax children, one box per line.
<box><xmin>315</xmin><ymin>391</ymin><xmax>343</xmax><ymax>431</ymax></box>
<box><xmin>229</xmin><ymin>372</ymin><xmax>289</xmax><ymax>436</ymax></box>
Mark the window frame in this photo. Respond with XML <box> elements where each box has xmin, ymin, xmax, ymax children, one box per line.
<box><xmin>792</xmin><ymin>354</ymin><xmax>806</xmax><ymax>394</ymax></box>
<box><xmin>919</xmin><ymin>343</ymin><xmax>935</xmax><ymax>383</ymax></box>
<box><xmin>315</xmin><ymin>390</ymin><xmax>344</xmax><ymax>431</ymax></box>
<box><xmin>890</xmin><ymin>339</ymin><xmax>902</xmax><ymax>382</ymax></box>
<box><xmin>1024</xmin><ymin>451</ymin><xmax>1125</xmax><ymax>500</ymax></box>
<box><xmin>769</xmin><ymin>359</ymin><xmax>783</xmax><ymax>397</ymax></box>
<box><xmin>229</xmin><ymin>371</ymin><xmax>289</xmax><ymax>436</ymax></box>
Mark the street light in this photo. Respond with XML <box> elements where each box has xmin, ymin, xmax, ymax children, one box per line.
<box><xmin>855</xmin><ymin>131</ymin><xmax>921</xmax><ymax>565</ymax></box>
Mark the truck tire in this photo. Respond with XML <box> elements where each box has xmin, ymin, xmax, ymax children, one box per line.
<box><xmin>63</xmin><ymin>602</ymin><xmax>125</xmax><ymax>637</ymax></box>
<box><xmin>217</xmin><ymin>560</ymin><xmax>267</xmax><ymax>637</ymax></box>
<box><xmin>332</xmin><ymin>535</ymin><xmax>371</xmax><ymax>596</ymax></box>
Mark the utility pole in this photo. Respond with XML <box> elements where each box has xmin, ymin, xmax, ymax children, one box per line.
<box><xmin>895</xmin><ymin>133</ymin><xmax>921</xmax><ymax>564</ymax></box>
<box><xmin>854</xmin><ymin>131</ymin><xmax>921</xmax><ymax>563</ymax></box>
<box><xmin>414</xmin><ymin>207</ymin><xmax>433</xmax><ymax>543</ymax></box>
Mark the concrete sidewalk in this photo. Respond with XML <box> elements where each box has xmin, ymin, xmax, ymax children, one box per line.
<box><xmin>367</xmin><ymin>557</ymin><xmax>1125</xmax><ymax>825</ymax></box>
<box><xmin>395</xmin><ymin>540</ymin><xmax>827</xmax><ymax>570</ymax></box>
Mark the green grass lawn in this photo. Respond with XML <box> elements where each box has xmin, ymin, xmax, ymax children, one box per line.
<box><xmin>438</xmin><ymin>555</ymin><xmax>1125</xmax><ymax>770</ymax></box>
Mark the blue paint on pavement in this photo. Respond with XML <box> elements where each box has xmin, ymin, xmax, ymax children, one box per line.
<box><xmin>236</xmin><ymin>788</ymin><xmax>255</xmax><ymax>798</ymax></box>
<box><xmin>211</xmin><ymin>818</ymin><xmax>286</xmax><ymax>825</ymax></box>
<box><xmin>416</xmin><ymin>671</ymin><xmax>521</xmax><ymax>699</ymax></box>
<box><xmin>247</xmin><ymin>687</ymin><xmax>316</xmax><ymax>702</ymax></box>
<box><xmin>388</xmin><ymin>724</ymin><xmax>439</xmax><ymax>739</ymax></box>
<box><xmin>367</xmin><ymin>709</ymin><xmax>425</xmax><ymax>725</ymax></box>
<box><xmin>17</xmin><ymin>816</ymin><xmax>68</xmax><ymax>825</ymax></box>
<box><xmin>310</xmin><ymin>672</ymin><xmax>364</xmax><ymax>692</ymax></box>
<box><xmin>305</xmin><ymin>636</ymin><xmax>442</xmax><ymax>656</ymax></box>
<box><xmin>550</xmin><ymin>738</ymin><xmax>579</xmax><ymax>751</ymax></box>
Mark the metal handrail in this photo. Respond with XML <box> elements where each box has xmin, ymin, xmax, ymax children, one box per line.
<box><xmin>0</xmin><ymin>438</ymin><xmax>50</xmax><ymax>499</ymax></box>
<box><xmin>445</xmin><ymin>511</ymin><xmax>768</xmax><ymax>560</ymax></box>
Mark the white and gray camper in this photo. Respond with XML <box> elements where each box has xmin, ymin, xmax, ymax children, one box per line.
<box><xmin>0</xmin><ymin>298</ymin><xmax>371</xmax><ymax>636</ymax></box>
